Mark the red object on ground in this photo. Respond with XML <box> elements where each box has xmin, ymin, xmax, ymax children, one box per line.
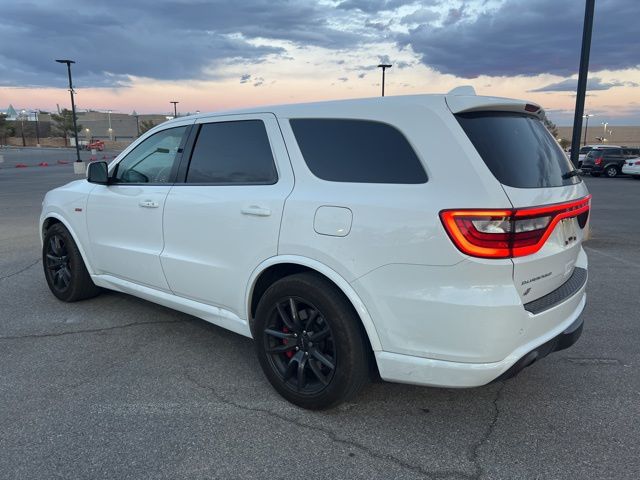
<box><xmin>86</xmin><ymin>140</ymin><xmax>105</xmax><ymax>151</ymax></box>
<box><xmin>57</xmin><ymin>160</ymin><xmax>70</xmax><ymax>164</ymax></box>
<box><xmin>15</xmin><ymin>163</ymin><xmax>28</xmax><ymax>168</ymax></box>
<box><xmin>38</xmin><ymin>162</ymin><xmax>49</xmax><ymax>167</ymax></box>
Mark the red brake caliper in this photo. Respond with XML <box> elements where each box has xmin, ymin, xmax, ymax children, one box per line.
<box><xmin>282</xmin><ymin>326</ymin><xmax>294</xmax><ymax>358</ymax></box>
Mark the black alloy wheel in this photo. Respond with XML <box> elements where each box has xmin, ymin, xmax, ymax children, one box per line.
<box><xmin>45</xmin><ymin>234</ymin><xmax>72</xmax><ymax>292</ymax></box>
<box><xmin>263</xmin><ymin>296</ymin><xmax>336</xmax><ymax>395</ymax></box>
<box><xmin>42</xmin><ymin>223</ymin><xmax>101</xmax><ymax>302</ymax></box>
<box><xmin>254</xmin><ymin>272</ymin><xmax>369</xmax><ymax>409</ymax></box>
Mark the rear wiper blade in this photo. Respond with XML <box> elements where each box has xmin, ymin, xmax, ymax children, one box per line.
<box><xmin>562</xmin><ymin>169</ymin><xmax>581</xmax><ymax>179</ymax></box>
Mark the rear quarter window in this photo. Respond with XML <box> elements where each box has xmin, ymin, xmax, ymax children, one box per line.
<box><xmin>290</xmin><ymin>119</ymin><xmax>427</xmax><ymax>184</ymax></box>
<box><xmin>456</xmin><ymin>112</ymin><xmax>580</xmax><ymax>188</ymax></box>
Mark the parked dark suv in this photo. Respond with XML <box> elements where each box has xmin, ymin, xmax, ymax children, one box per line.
<box><xmin>581</xmin><ymin>147</ymin><xmax>640</xmax><ymax>177</ymax></box>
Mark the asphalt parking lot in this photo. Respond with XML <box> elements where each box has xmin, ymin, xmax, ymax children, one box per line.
<box><xmin>1</xmin><ymin>148</ymin><xmax>639</xmax><ymax>480</ymax></box>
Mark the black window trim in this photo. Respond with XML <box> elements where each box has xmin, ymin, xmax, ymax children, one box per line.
<box><xmin>175</xmin><ymin>119</ymin><xmax>280</xmax><ymax>186</ymax></box>
<box><xmin>289</xmin><ymin>117</ymin><xmax>429</xmax><ymax>184</ymax></box>
<box><xmin>107</xmin><ymin>124</ymin><xmax>193</xmax><ymax>187</ymax></box>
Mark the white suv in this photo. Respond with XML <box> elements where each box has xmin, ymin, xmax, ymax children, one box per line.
<box><xmin>40</xmin><ymin>91</ymin><xmax>590</xmax><ymax>409</ymax></box>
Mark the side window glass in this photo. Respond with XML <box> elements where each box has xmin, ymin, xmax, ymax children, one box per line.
<box><xmin>290</xmin><ymin>119</ymin><xmax>427</xmax><ymax>184</ymax></box>
<box><xmin>114</xmin><ymin>126</ymin><xmax>187</xmax><ymax>184</ymax></box>
<box><xmin>186</xmin><ymin>120</ymin><xmax>277</xmax><ymax>184</ymax></box>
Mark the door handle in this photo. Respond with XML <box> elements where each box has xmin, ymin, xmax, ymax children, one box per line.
<box><xmin>139</xmin><ymin>200</ymin><xmax>160</xmax><ymax>208</ymax></box>
<box><xmin>241</xmin><ymin>205</ymin><xmax>271</xmax><ymax>217</ymax></box>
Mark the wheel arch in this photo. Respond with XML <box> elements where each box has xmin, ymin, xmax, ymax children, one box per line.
<box><xmin>41</xmin><ymin>213</ymin><xmax>96</xmax><ymax>276</ymax></box>
<box><xmin>246</xmin><ymin>256</ymin><xmax>382</xmax><ymax>351</ymax></box>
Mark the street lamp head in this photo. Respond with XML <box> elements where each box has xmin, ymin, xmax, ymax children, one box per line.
<box><xmin>377</xmin><ymin>64</ymin><xmax>392</xmax><ymax>69</ymax></box>
<box><xmin>55</xmin><ymin>59</ymin><xmax>75</xmax><ymax>64</ymax></box>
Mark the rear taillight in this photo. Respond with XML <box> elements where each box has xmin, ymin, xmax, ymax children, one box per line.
<box><xmin>440</xmin><ymin>196</ymin><xmax>591</xmax><ymax>259</ymax></box>
<box><xmin>635</xmin><ymin>160</ymin><xmax>640</xmax><ymax>165</ymax></box>
<box><xmin>594</xmin><ymin>156</ymin><xmax>603</xmax><ymax>165</ymax></box>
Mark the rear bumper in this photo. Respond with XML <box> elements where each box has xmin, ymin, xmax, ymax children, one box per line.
<box><xmin>494</xmin><ymin>313</ymin><xmax>583</xmax><ymax>382</ymax></box>
<box><xmin>374</xmin><ymin>292</ymin><xmax>586</xmax><ymax>388</ymax></box>
<box><xmin>580</xmin><ymin>165</ymin><xmax>601</xmax><ymax>174</ymax></box>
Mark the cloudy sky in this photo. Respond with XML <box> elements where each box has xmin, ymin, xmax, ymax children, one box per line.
<box><xmin>1</xmin><ymin>0</ymin><xmax>638</xmax><ymax>125</ymax></box>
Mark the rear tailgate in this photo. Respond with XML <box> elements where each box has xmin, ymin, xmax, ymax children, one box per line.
<box><xmin>447</xmin><ymin>95</ymin><xmax>590</xmax><ymax>304</ymax></box>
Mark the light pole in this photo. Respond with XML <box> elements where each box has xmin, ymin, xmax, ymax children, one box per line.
<box><xmin>582</xmin><ymin>114</ymin><xmax>593</xmax><ymax>146</ymax></box>
<box><xmin>132</xmin><ymin>110</ymin><xmax>140</xmax><ymax>137</ymax></box>
<box><xmin>55</xmin><ymin>59</ymin><xmax>81</xmax><ymax>163</ymax></box>
<box><xmin>107</xmin><ymin>109</ymin><xmax>113</xmax><ymax>140</ymax></box>
<box><xmin>170</xmin><ymin>101</ymin><xmax>179</xmax><ymax>117</ymax></box>
<box><xmin>32</xmin><ymin>110</ymin><xmax>40</xmax><ymax>146</ymax></box>
<box><xmin>19</xmin><ymin>110</ymin><xmax>27</xmax><ymax>146</ymax></box>
<box><xmin>601</xmin><ymin>122</ymin><xmax>608</xmax><ymax>141</ymax></box>
<box><xmin>19</xmin><ymin>109</ymin><xmax>27</xmax><ymax>147</ymax></box>
<box><xmin>377</xmin><ymin>64</ymin><xmax>392</xmax><ymax>97</ymax></box>
<box><xmin>569</xmin><ymin>0</ymin><xmax>595</xmax><ymax>167</ymax></box>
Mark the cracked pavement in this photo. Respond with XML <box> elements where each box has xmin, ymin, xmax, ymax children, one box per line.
<box><xmin>1</xmin><ymin>151</ymin><xmax>639</xmax><ymax>479</ymax></box>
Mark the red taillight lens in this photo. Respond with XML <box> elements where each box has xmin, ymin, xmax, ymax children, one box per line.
<box><xmin>440</xmin><ymin>196</ymin><xmax>591</xmax><ymax>259</ymax></box>
<box><xmin>635</xmin><ymin>160</ymin><xmax>640</xmax><ymax>165</ymax></box>
<box><xmin>594</xmin><ymin>156</ymin><xmax>603</xmax><ymax>165</ymax></box>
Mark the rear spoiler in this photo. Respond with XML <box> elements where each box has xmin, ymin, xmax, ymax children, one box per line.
<box><xmin>445</xmin><ymin>91</ymin><xmax>544</xmax><ymax>119</ymax></box>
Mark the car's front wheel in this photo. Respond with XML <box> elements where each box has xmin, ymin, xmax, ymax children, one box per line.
<box><xmin>43</xmin><ymin>223</ymin><xmax>101</xmax><ymax>302</ymax></box>
<box><xmin>254</xmin><ymin>272</ymin><xmax>370</xmax><ymax>410</ymax></box>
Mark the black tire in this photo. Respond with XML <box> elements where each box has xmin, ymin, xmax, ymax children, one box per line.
<box><xmin>590</xmin><ymin>172</ymin><xmax>601</xmax><ymax>177</ymax></box>
<box><xmin>42</xmin><ymin>223</ymin><xmax>101</xmax><ymax>302</ymax></box>
<box><xmin>633</xmin><ymin>175</ymin><xmax>640</xmax><ymax>180</ymax></box>
<box><xmin>254</xmin><ymin>272</ymin><xmax>369</xmax><ymax>410</ymax></box>
<box><xmin>605</xmin><ymin>165</ymin><xmax>619</xmax><ymax>178</ymax></box>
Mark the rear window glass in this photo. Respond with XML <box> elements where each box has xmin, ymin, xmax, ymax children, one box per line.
<box><xmin>290</xmin><ymin>119</ymin><xmax>427</xmax><ymax>184</ymax></box>
<box><xmin>456</xmin><ymin>112</ymin><xmax>580</xmax><ymax>188</ymax></box>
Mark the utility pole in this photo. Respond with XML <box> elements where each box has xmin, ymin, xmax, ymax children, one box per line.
<box><xmin>33</xmin><ymin>110</ymin><xmax>40</xmax><ymax>146</ymax></box>
<box><xmin>582</xmin><ymin>114</ymin><xmax>593</xmax><ymax>146</ymax></box>
<box><xmin>170</xmin><ymin>101</ymin><xmax>179</xmax><ymax>117</ymax></box>
<box><xmin>55</xmin><ymin>59</ymin><xmax>81</xmax><ymax>163</ymax></box>
<box><xmin>569</xmin><ymin>0</ymin><xmax>595</xmax><ymax>167</ymax></box>
<box><xmin>377</xmin><ymin>64</ymin><xmax>392</xmax><ymax>97</ymax></box>
<box><xmin>19</xmin><ymin>110</ymin><xmax>26</xmax><ymax>147</ymax></box>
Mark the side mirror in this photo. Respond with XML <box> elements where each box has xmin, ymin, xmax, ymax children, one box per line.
<box><xmin>87</xmin><ymin>161</ymin><xmax>109</xmax><ymax>184</ymax></box>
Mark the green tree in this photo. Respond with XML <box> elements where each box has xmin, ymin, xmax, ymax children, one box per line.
<box><xmin>0</xmin><ymin>113</ymin><xmax>8</xmax><ymax>143</ymax></box>
<box><xmin>51</xmin><ymin>109</ymin><xmax>82</xmax><ymax>146</ymax></box>
<box><xmin>139</xmin><ymin>119</ymin><xmax>156</xmax><ymax>135</ymax></box>
<box><xmin>0</xmin><ymin>113</ymin><xmax>15</xmax><ymax>144</ymax></box>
